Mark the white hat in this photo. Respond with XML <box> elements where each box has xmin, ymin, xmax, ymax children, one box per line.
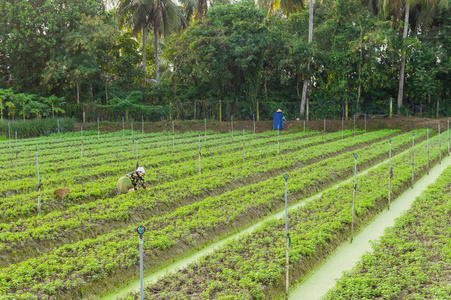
<box><xmin>276</xmin><ymin>109</ymin><xmax>282</xmax><ymax>112</ymax></box>
<box><xmin>137</xmin><ymin>167</ymin><xmax>145</xmax><ymax>174</ymax></box>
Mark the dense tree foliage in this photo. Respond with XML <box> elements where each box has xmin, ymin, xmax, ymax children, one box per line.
<box><xmin>0</xmin><ymin>0</ymin><xmax>449</xmax><ymax>121</ymax></box>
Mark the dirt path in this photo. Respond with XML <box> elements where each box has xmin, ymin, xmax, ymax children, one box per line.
<box><xmin>288</xmin><ymin>154</ymin><xmax>451</xmax><ymax>300</ymax></box>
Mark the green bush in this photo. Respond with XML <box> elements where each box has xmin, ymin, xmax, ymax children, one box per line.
<box><xmin>0</xmin><ymin>118</ymin><xmax>75</xmax><ymax>138</ymax></box>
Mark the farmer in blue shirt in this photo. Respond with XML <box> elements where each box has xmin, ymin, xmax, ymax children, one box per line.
<box><xmin>273</xmin><ymin>109</ymin><xmax>285</xmax><ymax>130</ymax></box>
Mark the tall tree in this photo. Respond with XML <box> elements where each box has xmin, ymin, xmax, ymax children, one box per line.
<box><xmin>300</xmin><ymin>0</ymin><xmax>313</xmax><ymax>120</ymax></box>
<box><xmin>118</xmin><ymin>0</ymin><xmax>185</xmax><ymax>84</ymax></box>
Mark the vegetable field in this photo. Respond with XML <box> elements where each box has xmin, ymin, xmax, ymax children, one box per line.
<box><xmin>0</xmin><ymin>125</ymin><xmax>449</xmax><ymax>299</ymax></box>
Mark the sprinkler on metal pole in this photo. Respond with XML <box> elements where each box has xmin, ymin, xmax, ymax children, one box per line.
<box><xmin>57</xmin><ymin>118</ymin><xmax>60</xmax><ymax>142</ymax></box>
<box><xmin>323</xmin><ymin>117</ymin><xmax>326</xmax><ymax>143</ymax></box>
<box><xmin>198</xmin><ymin>131</ymin><xmax>201</xmax><ymax>174</ymax></box>
<box><xmin>353</xmin><ymin>114</ymin><xmax>356</xmax><ymax>137</ymax></box>
<box><xmin>172</xmin><ymin>118</ymin><xmax>175</xmax><ymax>147</ymax></box>
<box><xmin>36</xmin><ymin>147</ymin><xmax>41</xmax><ymax>215</ymax></box>
<box><xmin>412</xmin><ymin>133</ymin><xmax>415</xmax><ymax>188</ymax></box>
<box><xmin>284</xmin><ymin>173</ymin><xmax>290</xmax><ymax>299</ymax></box>
<box><xmin>136</xmin><ymin>226</ymin><xmax>146</xmax><ymax>300</ymax></box>
<box><xmin>427</xmin><ymin>126</ymin><xmax>429</xmax><ymax>175</ymax></box>
<box><xmin>388</xmin><ymin>140</ymin><xmax>392</xmax><ymax>210</ymax></box>
<box><xmin>351</xmin><ymin>154</ymin><xmax>357</xmax><ymax>243</ymax></box>
<box><xmin>205</xmin><ymin>117</ymin><xmax>207</xmax><ymax>142</ymax></box>
<box><xmin>243</xmin><ymin>126</ymin><xmax>245</xmax><ymax>162</ymax></box>
<box><xmin>132</xmin><ymin>121</ymin><xmax>134</xmax><ymax>152</ymax></box>
<box><xmin>142</xmin><ymin>115</ymin><xmax>144</xmax><ymax>135</ymax></box>
<box><xmin>277</xmin><ymin>124</ymin><xmax>280</xmax><ymax>155</ymax></box>
<box><xmin>97</xmin><ymin>116</ymin><xmax>100</xmax><ymax>139</ymax></box>
<box><xmin>122</xmin><ymin>116</ymin><xmax>125</xmax><ymax>137</ymax></box>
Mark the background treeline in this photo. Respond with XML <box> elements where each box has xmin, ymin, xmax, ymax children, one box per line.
<box><xmin>0</xmin><ymin>0</ymin><xmax>450</xmax><ymax>122</ymax></box>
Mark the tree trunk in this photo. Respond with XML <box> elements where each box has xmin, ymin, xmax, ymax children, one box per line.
<box><xmin>397</xmin><ymin>2</ymin><xmax>410</xmax><ymax>115</ymax></box>
<box><xmin>198</xmin><ymin>0</ymin><xmax>204</xmax><ymax>20</ymax></box>
<box><xmin>436</xmin><ymin>96</ymin><xmax>439</xmax><ymax>119</ymax></box>
<box><xmin>357</xmin><ymin>24</ymin><xmax>363</xmax><ymax>110</ymax></box>
<box><xmin>76</xmin><ymin>82</ymin><xmax>80</xmax><ymax>104</ymax></box>
<box><xmin>301</xmin><ymin>0</ymin><xmax>314</xmax><ymax>119</ymax></box>
<box><xmin>154</xmin><ymin>27</ymin><xmax>159</xmax><ymax>82</ymax></box>
<box><xmin>105</xmin><ymin>73</ymin><xmax>108</xmax><ymax>105</ymax></box>
<box><xmin>143</xmin><ymin>27</ymin><xmax>146</xmax><ymax>85</ymax></box>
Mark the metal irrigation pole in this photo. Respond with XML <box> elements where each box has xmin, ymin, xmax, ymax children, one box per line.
<box><xmin>142</xmin><ymin>115</ymin><xmax>144</xmax><ymax>135</ymax></box>
<box><xmin>284</xmin><ymin>173</ymin><xmax>290</xmax><ymax>299</ymax></box>
<box><xmin>97</xmin><ymin>116</ymin><xmax>100</xmax><ymax>139</ymax></box>
<box><xmin>205</xmin><ymin>117</ymin><xmax>207</xmax><ymax>142</ymax></box>
<box><xmin>36</xmin><ymin>147</ymin><xmax>41</xmax><ymax>215</ymax></box>
<box><xmin>136</xmin><ymin>226</ymin><xmax>146</xmax><ymax>300</ymax></box>
<box><xmin>277</xmin><ymin>124</ymin><xmax>280</xmax><ymax>155</ymax></box>
<box><xmin>351</xmin><ymin>154</ymin><xmax>357</xmax><ymax>243</ymax></box>
<box><xmin>448</xmin><ymin>118</ymin><xmax>450</xmax><ymax>156</ymax></box>
<box><xmin>172</xmin><ymin>118</ymin><xmax>175</xmax><ymax>147</ymax></box>
<box><xmin>353</xmin><ymin>114</ymin><xmax>356</xmax><ymax>137</ymax></box>
<box><xmin>388</xmin><ymin>140</ymin><xmax>392</xmax><ymax>210</ymax></box>
<box><xmin>122</xmin><ymin>116</ymin><xmax>125</xmax><ymax>137</ymax></box>
<box><xmin>57</xmin><ymin>118</ymin><xmax>60</xmax><ymax>142</ymax></box>
<box><xmin>323</xmin><ymin>117</ymin><xmax>326</xmax><ymax>143</ymax></box>
<box><xmin>132</xmin><ymin>121</ymin><xmax>134</xmax><ymax>152</ymax></box>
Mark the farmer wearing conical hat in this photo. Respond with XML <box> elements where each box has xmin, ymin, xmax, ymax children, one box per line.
<box><xmin>117</xmin><ymin>166</ymin><xmax>147</xmax><ymax>194</ymax></box>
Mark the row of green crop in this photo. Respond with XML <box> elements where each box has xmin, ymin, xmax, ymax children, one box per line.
<box><xmin>0</xmin><ymin>130</ymin><xmax>396</xmax><ymax>256</ymax></box>
<box><xmin>0</xmin><ymin>129</ymin><xmax>317</xmax><ymax>184</ymax></box>
<box><xmin>0</xmin><ymin>129</ymin><xmax>355</xmax><ymax>223</ymax></box>
<box><xmin>0</xmin><ymin>129</ymin><xmax>232</xmax><ymax>173</ymax></box>
<box><xmin>324</xmin><ymin>165</ymin><xmax>451</xmax><ymax>299</ymax></box>
<box><xmin>119</xmin><ymin>130</ymin><xmax>448</xmax><ymax>300</ymax></box>
<box><xmin>0</xmin><ymin>130</ymin><xmax>417</xmax><ymax>299</ymax></box>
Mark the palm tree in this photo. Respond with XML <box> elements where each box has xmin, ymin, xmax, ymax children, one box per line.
<box><xmin>256</xmin><ymin>0</ymin><xmax>305</xmax><ymax>16</ymax></box>
<box><xmin>300</xmin><ymin>0</ymin><xmax>312</xmax><ymax>120</ymax></box>
<box><xmin>117</xmin><ymin>0</ymin><xmax>185</xmax><ymax>84</ymax></box>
